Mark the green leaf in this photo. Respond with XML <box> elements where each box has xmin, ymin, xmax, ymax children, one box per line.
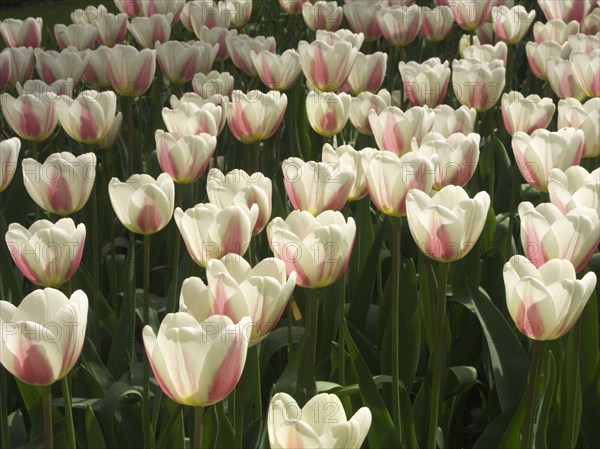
<box><xmin>85</xmin><ymin>405</ymin><xmax>107</xmax><ymax>449</ymax></box>
<box><xmin>98</xmin><ymin>382</ymin><xmax>142</xmax><ymax>449</ymax></box>
<box><xmin>445</xmin><ymin>366</ymin><xmax>478</xmax><ymax>399</ymax></box>
<box><xmin>397</xmin><ymin>259</ymin><xmax>420</xmax><ymax>391</ymax></box>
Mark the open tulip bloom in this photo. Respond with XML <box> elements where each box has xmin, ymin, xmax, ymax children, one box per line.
<box><xmin>0</xmin><ymin>137</ymin><xmax>21</xmax><ymax>192</ymax></box>
<box><xmin>548</xmin><ymin>166</ymin><xmax>600</xmax><ymax>214</ymax></box>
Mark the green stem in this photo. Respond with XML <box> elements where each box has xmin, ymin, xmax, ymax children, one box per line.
<box><xmin>142</xmin><ymin>235</ymin><xmax>154</xmax><ymax>449</ymax></box>
<box><xmin>507</xmin><ymin>44</ymin><xmax>515</xmax><ymax>91</ymax></box>
<box><xmin>505</xmin><ymin>165</ymin><xmax>520</xmax><ymax>260</ymax></box>
<box><xmin>156</xmin><ymin>403</ymin><xmax>183</xmax><ymax>449</ymax></box>
<box><xmin>253</xmin><ymin>344</ymin><xmax>262</xmax><ymax>420</ymax></box>
<box><xmin>91</xmin><ymin>177</ymin><xmax>100</xmax><ymax>343</ymax></box>
<box><xmin>338</xmin><ymin>274</ymin><xmax>346</xmax><ymax>386</ymax></box>
<box><xmin>42</xmin><ymin>385</ymin><xmax>53</xmax><ymax>449</ymax></box>
<box><xmin>521</xmin><ymin>341</ymin><xmax>546</xmax><ymax>449</ymax></box>
<box><xmin>30</xmin><ymin>140</ymin><xmax>38</xmax><ymax>160</ymax></box>
<box><xmin>426</xmin><ymin>261</ymin><xmax>450</xmax><ymax>449</ymax></box>
<box><xmin>234</xmin><ymin>375</ymin><xmax>246</xmax><ymax>449</ymax></box>
<box><xmin>103</xmin><ymin>148</ymin><xmax>118</xmax><ymax>308</ymax></box>
<box><xmin>168</xmin><ymin>185</ymin><xmax>183</xmax><ymax>313</ymax></box>
<box><xmin>245</xmin><ymin>141</ymin><xmax>261</xmax><ymax>175</ymax></box>
<box><xmin>125</xmin><ymin>97</ymin><xmax>135</xmax><ymax>175</ymax></box>
<box><xmin>0</xmin><ymin>367</ymin><xmax>9</xmax><ymax>449</ymax></box>
<box><xmin>391</xmin><ymin>217</ymin><xmax>402</xmax><ymax>435</ymax></box>
<box><xmin>60</xmin><ymin>377</ymin><xmax>76</xmax><ymax>449</ymax></box>
<box><xmin>194</xmin><ymin>406</ymin><xmax>204</xmax><ymax>449</ymax></box>
<box><xmin>305</xmin><ymin>288</ymin><xmax>320</xmax><ymax>400</ymax></box>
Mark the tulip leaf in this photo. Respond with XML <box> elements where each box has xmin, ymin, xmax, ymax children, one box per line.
<box><xmin>473</xmin><ymin>398</ymin><xmax>520</xmax><ymax>449</ymax></box>
<box><xmin>85</xmin><ymin>405</ymin><xmax>107</xmax><ymax>449</ymax></box>
<box><xmin>14</xmin><ymin>380</ymin><xmax>42</xmax><ymax>440</ymax></box>
<box><xmin>445</xmin><ymin>366</ymin><xmax>478</xmax><ymax>399</ymax></box>
<box><xmin>397</xmin><ymin>259</ymin><xmax>420</xmax><ymax>391</ymax></box>
<box><xmin>98</xmin><ymin>381</ymin><xmax>142</xmax><ymax>449</ymax></box>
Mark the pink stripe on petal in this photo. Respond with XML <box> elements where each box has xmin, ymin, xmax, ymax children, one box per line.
<box><xmin>15</xmin><ymin>341</ymin><xmax>55</xmax><ymax>385</ymax></box>
<box><xmin>48</xmin><ymin>173</ymin><xmax>74</xmax><ymax>213</ymax></box>
<box><xmin>310</xmin><ymin>46</ymin><xmax>328</xmax><ymax>88</ymax></box>
<box><xmin>207</xmin><ymin>340</ymin><xmax>244</xmax><ymax>404</ymax></box>
<box><xmin>137</xmin><ymin>201</ymin><xmax>162</xmax><ymax>234</ymax></box>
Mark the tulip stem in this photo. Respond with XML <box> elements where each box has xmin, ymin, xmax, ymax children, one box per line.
<box><xmin>234</xmin><ymin>371</ymin><xmax>246</xmax><ymax>449</ymax></box>
<box><xmin>338</xmin><ymin>273</ymin><xmax>346</xmax><ymax>386</ymax></box>
<box><xmin>391</xmin><ymin>217</ymin><xmax>402</xmax><ymax>436</ymax></box>
<box><xmin>305</xmin><ymin>288</ymin><xmax>320</xmax><ymax>400</ymax></box>
<box><xmin>60</xmin><ymin>377</ymin><xmax>76</xmax><ymax>449</ymax></box>
<box><xmin>521</xmin><ymin>340</ymin><xmax>546</xmax><ymax>449</ymax></box>
<box><xmin>91</xmin><ymin>179</ymin><xmax>100</xmax><ymax>343</ymax></box>
<box><xmin>142</xmin><ymin>234</ymin><xmax>155</xmax><ymax>449</ymax></box>
<box><xmin>426</xmin><ymin>261</ymin><xmax>449</xmax><ymax>449</ymax></box>
<box><xmin>42</xmin><ymin>385</ymin><xmax>53</xmax><ymax>449</ymax></box>
<box><xmin>156</xmin><ymin>402</ymin><xmax>183</xmax><ymax>449</ymax></box>
<box><xmin>125</xmin><ymin>97</ymin><xmax>134</xmax><ymax>175</ymax></box>
<box><xmin>0</xmin><ymin>367</ymin><xmax>9</xmax><ymax>449</ymax></box>
<box><xmin>245</xmin><ymin>141</ymin><xmax>261</xmax><ymax>175</ymax></box>
<box><xmin>168</xmin><ymin>185</ymin><xmax>183</xmax><ymax>313</ymax></box>
<box><xmin>194</xmin><ymin>406</ymin><xmax>204</xmax><ymax>449</ymax></box>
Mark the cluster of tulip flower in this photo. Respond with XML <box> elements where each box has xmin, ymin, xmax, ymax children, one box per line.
<box><xmin>0</xmin><ymin>0</ymin><xmax>598</xmax><ymax>448</ymax></box>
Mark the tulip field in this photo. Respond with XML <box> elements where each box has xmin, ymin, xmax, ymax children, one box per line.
<box><xmin>0</xmin><ymin>0</ymin><xmax>599</xmax><ymax>448</ymax></box>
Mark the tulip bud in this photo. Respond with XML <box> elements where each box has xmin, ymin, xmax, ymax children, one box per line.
<box><xmin>0</xmin><ymin>138</ymin><xmax>21</xmax><ymax>192</ymax></box>
<box><xmin>306</xmin><ymin>90</ymin><xmax>351</xmax><ymax>137</ymax></box>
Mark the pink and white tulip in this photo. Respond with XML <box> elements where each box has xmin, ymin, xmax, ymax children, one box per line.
<box><xmin>349</xmin><ymin>90</ymin><xmax>391</xmax><ymax>135</ymax></box>
<box><xmin>322</xmin><ymin>143</ymin><xmax>372</xmax><ymax>201</ymax></box>
<box><xmin>18</xmin><ymin>78</ymin><xmax>74</xmax><ymax>98</ymax></box>
<box><xmin>196</xmin><ymin>26</ymin><xmax>238</xmax><ymax>61</ymax></box>
<box><xmin>306</xmin><ymin>90</ymin><xmax>351</xmax><ymax>137</ymax></box>
<box><xmin>533</xmin><ymin>19</ymin><xmax>579</xmax><ymax>44</ymax></box>
<box><xmin>56</xmin><ymin>90</ymin><xmax>117</xmax><ymax>144</ymax></box>
<box><xmin>277</xmin><ymin>0</ymin><xmax>313</xmax><ymax>14</ymax></box>
<box><xmin>538</xmin><ymin>0</ymin><xmax>593</xmax><ymax>23</ymax></box>
<box><xmin>431</xmin><ymin>104</ymin><xmax>477</xmax><ymax>136</ymax></box>
<box><xmin>377</xmin><ymin>4</ymin><xmax>422</xmax><ymax>47</ymax></box>
<box><xmin>582</xmin><ymin>7</ymin><xmax>600</xmax><ymax>34</ymax></box>
<box><xmin>251</xmin><ymin>49</ymin><xmax>302</xmax><ymax>91</ymax></box>
<box><xmin>224</xmin><ymin>0</ymin><xmax>253</xmax><ymax>28</ymax></box>
<box><xmin>93</xmin><ymin>9</ymin><xmax>128</xmax><ymax>47</ymax></box>
<box><xmin>546</xmin><ymin>58</ymin><xmax>587</xmax><ymax>101</ymax></box>
<box><xmin>156</xmin><ymin>40</ymin><xmax>218</xmax><ymax>85</ymax></box>
<box><xmin>226</xmin><ymin>35</ymin><xmax>276</xmax><ymax>77</ymax></box>
<box><xmin>106</xmin><ymin>44</ymin><xmax>156</xmax><ymax>97</ymax></box>
<box><xmin>156</xmin><ymin>131</ymin><xmax>216</xmax><ymax>184</ymax></box>
<box><xmin>0</xmin><ymin>138</ymin><xmax>21</xmax><ymax>192</ymax></box>
<box><xmin>343</xmin><ymin>1</ymin><xmax>383</xmax><ymax>42</ymax></box>
<box><xmin>298</xmin><ymin>39</ymin><xmax>358</xmax><ymax>92</ymax></box>
<box><xmin>193</xmin><ymin>71</ymin><xmax>235</xmax><ymax>99</ymax></box>
<box><xmin>571</xmin><ymin>49</ymin><xmax>600</xmax><ymax>97</ymax></box>
<box><xmin>369</xmin><ymin>106</ymin><xmax>434</xmax><ymax>156</ymax></box>
<box><xmin>302</xmin><ymin>1</ymin><xmax>344</xmax><ymax>31</ymax></box>
<box><xmin>448</xmin><ymin>0</ymin><xmax>494</xmax><ymax>31</ymax></box>
<box><xmin>0</xmin><ymin>91</ymin><xmax>59</xmax><ymax>142</ymax></box>
<box><xmin>492</xmin><ymin>5</ymin><xmax>536</xmax><ymax>44</ymax></box>
<box><xmin>34</xmin><ymin>48</ymin><xmax>89</xmax><ymax>85</ymax></box>
<box><xmin>0</xmin><ymin>17</ymin><xmax>42</xmax><ymax>48</ymax></box>
<box><xmin>452</xmin><ymin>58</ymin><xmax>506</xmax><ymax>112</ymax></box>
<box><xmin>227</xmin><ymin>90</ymin><xmax>287</xmax><ymax>144</ymax></box>
<box><xmin>127</xmin><ymin>13</ymin><xmax>173</xmax><ymax>48</ymax></box>
<box><xmin>549</xmin><ymin>166</ymin><xmax>600</xmax><ymax>214</ymax></box>
<box><xmin>141</xmin><ymin>0</ymin><xmax>186</xmax><ymax>22</ymax></box>
<box><xmin>83</xmin><ymin>46</ymin><xmax>112</xmax><ymax>88</ymax></box>
<box><xmin>557</xmin><ymin>97</ymin><xmax>600</xmax><ymax>158</ymax></box>
<box><xmin>3</xmin><ymin>47</ymin><xmax>35</xmax><ymax>86</ymax></box>
<box><xmin>188</xmin><ymin>1</ymin><xmax>232</xmax><ymax>32</ymax></box>
<box><xmin>162</xmin><ymin>96</ymin><xmax>226</xmax><ymax>137</ymax></box>
<box><xmin>346</xmin><ymin>51</ymin><xmax>387</xmax><ymax>95</ymax></box>
<box><xmin>463</xmin><ymin>41</ymin><xmax>508</xmax><ymax>65</ymax></box>
<box><xmin>399</xmin><ymin>58</ymin><xmax>451</xmax><ymax>107</ymax></box>
<box><xmin>315</xmin><ymin>29</ymin><xmax>365</xmax><ymax>49</ymax></box>
<box><xmin>114</xmin><ymin>0</ymin><xmax>143</xmax><ymax>16</ymax></box>
<box><xmin>421</xmin><ymin>5</ymin><xmax>454</xmax><ymax>42</ymax></box>
<box><xmin>54</xmin><ymin>24</ymin><xmax>97</xmax><ymax>51</ymax></box>
<box><xmin>501</xmin><ymin>91</ymin><xmax>555</xmax><ymax>136</ymax></box>
<box><xmin>526</xmin><ymin>40</ymin><xmax>572</xmax><ymax>80</ymax></box>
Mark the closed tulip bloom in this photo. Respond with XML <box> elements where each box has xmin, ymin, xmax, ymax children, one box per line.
<box><xmin>519</xmin><ymin>201</ymin><xmax>599</xmax><ymax>272</ymax></box>
<box><xmin>282</xmin><ymin>157</ymin><xmax>355</xmax><ymax>214</ymax></box>
<box><xmin>22</xmin><ymin>152</ymin><xmax>96</xmax><ymax>216</ymax></box>
<box><xmin>558</xmin><ymin>98</ymin><xmax>600</xmax><ymax>158</ymax></box>
<box><xmin>369</xmin><ymin>106</ymin><xmax>434</xmax><ymax>156</ymax></box>
<box><xmin>83</xmin><ymin>46</ymin><xmax>112</xmax><ymax>88</ymax></box>
<box><xmin>549</xmin><ymin>166</ymin><xmax>600</xmax><ymax>214</ymax></box>
<box><xmin>346</xmin><ymin>51</ymin><xmax>387</xmax><ymax>95</ymax></box>
<box><xmin>306</xmin><ymin>90</ymin><xmax>351</xmax><ymax>137</ymax></box>
<box><xmin>267</xmin><ymin>210</ymin><xmax>356</xmax><ymax>288</ymax></box>
<box><xmin>527</xmin><ymin>41</ymin><xmax>572</xmax><ymax>82</ymax></box>
<box><xmin>492</xmin><ymin>5</ymin><xmax>536</xmax><ymax>44</ymax></box>
<box><xmin>571</xmin><ymin>49</ymin><xmax>600</xmax><ymax>97</ymax></box>
<box><xmin>0</xmin><ymin>289</ymin><xmax>88</xmax><ymax>386</ymax></box>
<box><xmin>226</xmin><ymin>35</ymin><xmax>276</xmax><ymax>77</ymax></box>
<box><xmin>343</xmin><ymin>1</ymin><xmax>383</xmax><ymax>41</ymax></box>
<box><xmin>207</xmin><ymin>168</ymin><xmax>272</xmax><ymax>235</ymax></box>
<box><xmin>406</xmin><ymin>185</ymin><xmax>490</xmax><ymax>262</ymax></box>
<box><xmin>421</xmin><ymin>6</ymin><xmax>454</xmax><ymax>42</ymax></box>
<box><xmin>547</xmin><ymin>58</ymin><xmax>587</xmax><ymax>101</ymax></box>
<box><xmin>448</xmin><ymin>0</ymin><xmax>494</xmax><ymax>31</ymax></box>
<box><xmin>227</xmin><ymin>90</ymin><xmax>287</xmax><ymax>144</ymax></box>
<box><xmin>56</xmin><ymin>90</ymin><xmax>117</xmax><ymax>144</ymax></box>
<box><xmin>156</xmin><ymin>130</ymin><xmax>216</xmax><ymax>184</ymax></box>
<box><xmin>512</xmin><ymin>128</ymin><xmax>585</xmax><ymax>192</ymax></box>
<box><xmin>0</xmin><ymin>138</ymin><xmax>21</xmax><ymax>192</ymax></box>
<box><xmin>1</xmin><ymin>92</ymin><xmax>59</xmax><ymax>142</ymax></box>
<box><xmin>315</xmin><ymin>29</ymin><xmax>365</xmax><ymax>49</ymax></box>
<box><xmin>452</xmin><ymin>59</ymin><xmax>506</xmax><ymax>112</ymax></box>
<box><xmin>377</xmin><ymin>4</ymin><xmax>422</xmax><ymax>47</ymax></box>
<box><xmin>54</xmin><ymin>24</ymin><xmax>97</xmax><ymax>51</ymax></box>
<box><xmin>94</xmin><ymin>10</ymin><xmax>128</xmax><ymax>47</ymax></box>
<box><xmin>533</xmin><ymin>19</ymin><xmax>579</xmax><ymax>44</ymax></box>
<box><xmin>431</xmin><ymin>104</ymin><xmax>477</xmax><ymax>136</ymax></box>
<box><xmin>141</xmin><ymin>0</ymin><xmax>186</xmax><ymax>21</ymax></box>
<box><xmin>162</xmin><ymin>98</ymin><xmax>226</xmax><ymax>137</ymax></box>
<box><xmin>538</xmin><ymin>0</ymin><xmax>593</xmax><ymax>22</ymax></box>
<box><xmin>156</xmin><ymin>41</ymin><xmax>218</xmax><ymax>85</ymax></box>
<box><xmin>143</xmin><ymin>313</ymin><xmax>251</xmax><ymax>407</ymax></box>
<box><xmin>303</xmin><ymin>1</ymin><xmax>343</xmax><ymax>31</ymax></box>
<box><xmin>399</xmin><ymin>58</ymin><xmax>451</xmax><ymax>107</ymax></box>
<box><xmin>224</xmin><ymin>0</ymin><xmax>253</xmax><ymax>28</ymax></box>
<box><xmin>109</xmin><ymin>173</ymin><xmax>175</xmax><ymax>235</ymax></box>
<box><xmin>106</xmin><ymin>45</ymin><xmax>156</xmax><ymax>96</ymax></box>
<box><xmin>582</xmin><ymin>7</ymin><xmax>600</xmax><ymax>34</ymax></box>
<box><xmin>268</xmin><ymin>392</ymin><xmax>372</xmax><ymax>449</ymax></box>
<box><xmin>463</xmin><ymin>41</ymin><xmax>508</xmax><ymax>65</ymax></box>
<box><xmin>34</xmin><ymin>48</ymin><xmax>89</xmax><ymax>85</ymax></box>
<box><xmin>5</xmin><ymin>219</ymin><xmax>86</xmax><ymax>287</ymax></box>
<box><xmin>298</xmin><ymin>40</ymin><xmax>358</xmax><ymax>92</ymax></box>
<box><xmin>175</xmin><ymin>203</ymin><xmax>259</xmax><ymax>266</ymax></box>
<box><xmin>189</xmin><ymin>1</ymin><xmax>232</xmax><ymax>32</ymax></box>
<box><xmin>3</xmin><ymin>47</ymin><xmax>35</xmax><ymax>86</ymax></box>
<box><xmin>322</xmin><ymin>144</ymin><xmax>372</xmax><ymax>201</ymax></box>
<box><xmin>251</xmin><ymin>49</ymin><xmax>302</xmax><ymax>91</ymax></box>
<box><xmin>0</xmin><ymin>17</ymin><xmax>42</xmax><ymax>48</ymax></box>
<box><xmin>349</xmin><ymin>90</ymin><xmax>391</xmax><ymax>135</ymax></box>
<box><xmin>193</xmin><ymin>71</ymin><xmax>235</xmax><ymax>98</ymax></box>
<box><xmin>181</xmin><ymin>256</ymin><xmax>296</xmax><ymax>345</ymax></box>
<box><xmin>127</xmin><ymin>13</ymin><xmax>172</xmax><ymax>48</ymax></box>
<box><xmin>196</xmin><ymin>26</ymin><xmax>238</xmax><ymax>61</ymax></box>
<box><xmin>503</xmin><ymin>256</ymin><xmax>597</xmax><ymax>340</ymax></box>
<box><xmin>501</xmin><ymin>92</ymin><xmax>555</xmax><ymax>136</ymax></box>
<box><xmin>114</xmin><ymin>0</ymin><xmax>143</xmax><ymax>16</ymax></box>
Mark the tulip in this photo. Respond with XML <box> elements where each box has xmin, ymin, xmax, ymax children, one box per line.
<box><xmin>18</xmin><ymin>78</ymin><xmax>74</xmax><ymax>98</ymax></box>
<box><xmin>0</xmin><ymin>51</ymin><xmax>11</xmax><ymax>88</ymax></box>
<box><xmin>533</xmin><ymin>19</ymin><xmax>579</xmax><ymax>44</ymax></box>
<box><xmin>192</xmin><ymin>71</ymin><xmax>235</xmax><ymax>98</ymax></box>
<box><xmin>114</xmin><ymin>0</ymin><xmax>143</xmax><ymax>16</ymax></box>
<box><xmin>549</xmin><ymin>166</ymin><xmax>600</xmax><ymax>214</ymax></box>
<box><xmin>268</xmin><ymin>392</ymin><xmax>372</xmax><ymax>449</ymax></box>
<box><xmin>0</xmin><ymin>17</ymin><xmax>42</xmax><ymax>48</ymax></box>
<box><xmin>582</xmin><ymin>7</ymin><xmax>600</xmax><ymax>34</ymax></box>
<box><xmin>458</xmin><ymin>34</ymin><xmax>481</xmax><ymax>58</ymax></box>
<box><xmin>180</xmin><ymin>256</ymin><xmax>296</xmax><ymax>344</ymax></box>
<box><xmin>399</xmin><ymin>58</ymin><xmax>451</xmax><ymax>107</ymax></box>
<box><xmin>83</xmin><ymin>46</ymin><xmax>112</xmax><ymax>88</ymax></box>
<box><xmin>546</xmin><ymin>58</ymin><xmax>587</xmax><ymax>101</ymax></box>
<box><xmin>141</xmin><ymin>0</ymin><xmax>186</xmax><ymax>21</ymax></box>
<box><xmin>463</xmin><ymin>41</ymin><xmax>508</xmax><ymax>65</ymax></box>
<box><xmin>282</xmin><ymin>157</ymin><xmax>355</xmax><ymax>214</ymax></box>
<box><xmin>503</xmin><ymin>256</ymin><xmax>597</xmax><ymax>340</ymax></box>
<box><xmin>95</xmin><ymin>111</ymin><xmax>123</xmax><ymax>150</ymax></box>
<box><xmin>377</xmin><ymin>4</ymin><xmax>422</xmax><ymax>47</ymax></box>
<box><xmin>224</xmin><ymin>0</ymin><xmax>253</xmax><ymax>28</ymax></box>
<box><xmin>571</xmin><ymin>49</ymin><xmax>600</xmax><ymax>97</ymax></box>
<box><xmin>298</xmin><ymin>40</ymin><xmax>358</xmax><ymax>92</ymax></box>
<box><xmin>251</xmin><ymin>49</ymin><xmax>302</xmax><ymax>91</ymax></box>
<box><xmin>162</xmin><ymin>97</ymin><xmax>226</xmax><ymax>137</ymax></box>
<box><xmin>567</xmin><ymin>34</ymin><xmax>600</xmax><ymax>54</ymax></box>
<box><xmin>315</xmin><ymin>29</ymin><xmax>365</xmax><ymax>49</ymax></box>
<box><xmin>0</xmin><ymin>138</ymin><xmax>21</xmax><ymax>192</ymax></box>
<box><xmin>501</xmin><ymin>92</ymin><xmax>556</xmax><ymax>136</ymax></box>
<box><xmin>406</xmin><ymin>185</ymin><xmax>490</xmax><ymax>262</ymax></box>
<box><xmin>174</xmin><ymin>203</ymin><xmax>259</xmax><ymax>266</ymax></box>
<box><xmin>188</xmin><ymin>1</ymin><xmax>232</xmax><ymax>32</ymax></box>
<box><xmin>322</xmin><ymin>143</ymin><xmax>373</xmax><ymax>201</ymax></box>
<box><xmin>0</xmin><ymin>91</ymin><xmax>59</xmax><ymax>142</ymax></box>
<box><xmin>346</xmin><ymin>51</ymin><xmax>387</xmax><ymax>95</ymax></box>
<box><xmin>206</xmin><ymin>168</ymin><xmax>272</xmax><ymax>235</ymax></box>
<box><xmin>0</xmin><ymin>289</ymin><xmax>88</xmax><ymax>386</ymax></box>
<box><xmin>512</xmin><ymin>128</ymin><xmax>585</xmax><ymax>192</ymax></box>
<box><xmin>306</xmin><ymin>90</ymin><xmax>351</xmax><ymax>137</ymax></box>
<box><xmin>518</xmin><ymin>201</ymin><xmax>599</xmax><ymax>272</ymax></box>
<box><xmin>526</xmin><ymin>41</ymin><xmax>572</xmax><ymax>80</ymax></box>
<box><xmin>492</xmin><ymin>5</ymin><xmax>536</xmax><ymax>44</ymax></box>
<box><xmin>349</xmin><ymin>90</ymin><xmax>391</xmax><ymax>135</ymax></box>
<box><xmin>22</xmin><ymin>152</ymin><xmax>96</xmax><ymax>216</ymax></box>
<box><xmin>156</xmin><ymin>40</ymin><xmax>218</xmax><ymax>85</ymax></box>
<box><xmin>143</xmin><ymin>313</ymin><xmax>251</xmax><ymax>406</ymax></box>
<box><xmin>94</xmin><ymin>9</ymin><xmax>128</xmax><ymax>47</ymax></box>
<box><xmin>343</xmin><ymin>1</ymin><xmax>383</xmax><ymax>42</ymax></box>
<box><xmin>421</xmin><ymin>5</ymin><xmax>454</xmax><ymax>42</ymax></box>
<box><xmin>267</xmin><ymin>210</ymin><xmax>356</xmax><ymax>288</ymax></box>
<box><xmin>558</xmin><ymin>98</ymin><xmax>600</xmax><ymax>158</ymax></box>
<box><xmin>5</xmin><ymin>218</ymin><xmax>86</xmax><ymax>287</ymax></box>
<box><xmin>2</xmin><ymin>47</ymin><xmax>35</xmax><ymax>87</ymax></box>
<box><xmin>476</xmin><ymin>20</ymin><xmax>496</xmax><ymax>44</ymax></box>
<box><xmin>108</xmin><ymin>173</ymin><xmax>175</xmax><ymax>235</ymax></box>
<box><xmin>227</xmin><ymin>90</ymin><xmax>288</xmax><ymax>144</ymax></box>
<box><xmin>226</xmin><ymin>34</ymin><xmax>276</xmax><ymax>77</ymax></box>
<box><xmin>156</xmin><ymin>131</ymin><xmax>216</xmax><ymax>184</ymax></box>
<box><xmin>196</xmin><ymin>26</ymin><xmax>238</xmax><ymax>61</ymax></box>
<box><xmin>127</xmin><ymin>13</ymin><xmax>172</xmax><ymax>48</ymax></box>
<box><xmin>369</xmin><ymin>106</ymin><xmax>434</xmax><ymax>156</ymax></box>
<box><xmin>302</xmin><ymin>1</ymin><xmax>343</xmax><ymax>31</ymax></box>
<box><xmin>448</xmin><ymin>0</ymin><xmax>494</xmax><ymax>31</ymax></box>
<box><xmin>54</xmin><ymin>24</ymin><xmax>97</xmax><ymax>51</ymax></box>
<box><xmin>452</xmin><ymin>59</ymin><xmax>506</xmax><ymax>112</ymax></box>
<box><xmin>431</xmin><ymin>104</ymin><xmax>477</xmax><ymax>136</ymax></box>
<box><xmin>538</xmin><ymin>0</ymin><xmax>593</xmax><ymax>23</ymax></box>
<box><xmin>277</xmin><ymin>0</ymin><xmax>312</xmax><ymax>14</ymax></box>
<box><xmin>34</xmin><ymin>48</ymin><xmax>89</xmax><ymax>85</ymax></box>
<box><xmin>106</xmin><ymin>44</ymin><xmax>156</xmax><ymax>96</ymax></box>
